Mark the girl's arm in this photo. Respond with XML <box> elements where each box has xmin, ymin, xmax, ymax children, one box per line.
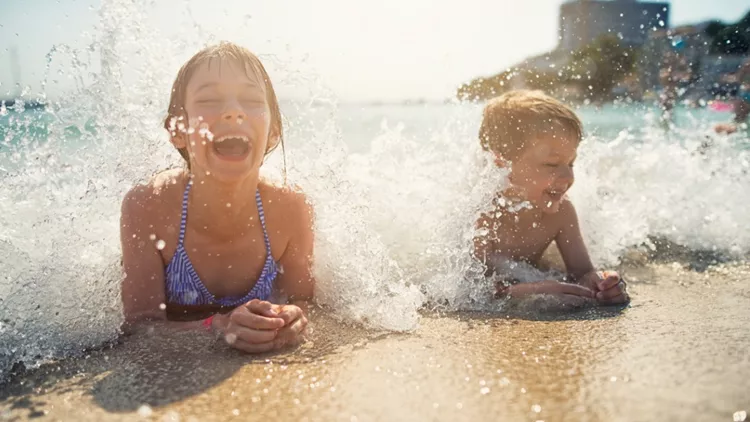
<box><xmin>276</xmin><ymin>190</ymin><xmax>316</xmax><ymax>306</ymax></box>
<box><xmin>120</xmin><ymin>187</ymin><xmax>169</xmax><ymax>332</ymax></box>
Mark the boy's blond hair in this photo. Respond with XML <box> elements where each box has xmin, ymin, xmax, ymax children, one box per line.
<box><xmin>164</xmin><ymin>42</ymin><xmax>284</xmax><ymax>167</ymax></box>
<box><xmin>479</xmin><ymin>90</ymin><xmax>583</xmax><ymax>160</ymax></box>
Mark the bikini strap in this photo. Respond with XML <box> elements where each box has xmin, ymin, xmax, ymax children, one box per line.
<box><xmin>255</xmin><ymin>189</ymin><xmax>272</xmax><ymax>253</ymax></box>
<box><xmin>177</xmin><ymin>181</ymin><xmax>192</xmax><ymax>246</ymax></box>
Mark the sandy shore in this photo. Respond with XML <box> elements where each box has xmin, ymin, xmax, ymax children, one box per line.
<box><xmin>2</xmin><ymin>262</ymin><xmax>749</xmax><ymax>422</ymax></box>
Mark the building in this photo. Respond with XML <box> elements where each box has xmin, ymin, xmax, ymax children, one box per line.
<box><xmin>559</xmin><ymin>0</ymin><xmax>670</xmax><ymax>51</ymax></box>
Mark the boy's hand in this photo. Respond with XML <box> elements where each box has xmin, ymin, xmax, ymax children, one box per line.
<box><xmin>581</xmin><ymin>271</ymin><xmax>630</xmax><ymax>305</ymax></box>
<box><xmin>497</xmin><ymin>280</ymin><xmax>595</xmax><ymax>299</ymax></box>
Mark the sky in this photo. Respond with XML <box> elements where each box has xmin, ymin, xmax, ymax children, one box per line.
<box><xmin>1</xmin><ymin>0</ymin><xmax>748</xmax><ymax>102</ymax></box>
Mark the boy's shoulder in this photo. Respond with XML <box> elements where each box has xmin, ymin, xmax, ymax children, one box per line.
<box><xmin>551</xmin><ymin>197</ymin><xmax>579</xmax><ymax>228</ymax></box>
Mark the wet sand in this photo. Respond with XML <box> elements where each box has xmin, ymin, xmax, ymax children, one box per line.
<box><xmin>2</xmin><ymin>262</ymin><xmax>749</xmax><ymax>422</ymax></box>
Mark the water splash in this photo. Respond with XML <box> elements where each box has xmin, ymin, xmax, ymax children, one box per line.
<box><xmin>573</xmin><ymin>119</ymin><xmax>750</xmax><ymax>265</ymax></box>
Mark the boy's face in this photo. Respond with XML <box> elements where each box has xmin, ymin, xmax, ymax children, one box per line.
<box><xmin>503</xmin><ymin>135</ymin><xmax>578</xmax><ymax>214</ymax></box>
<box><xmin>177</xmin><ymin>58</ymin><xmax>275</xmax><ymax>182</ymax></box>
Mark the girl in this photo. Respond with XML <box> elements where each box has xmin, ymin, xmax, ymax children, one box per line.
<box><xmin>120</xmin><ymin>42</ymin><xmax>314</xmax><ymax>353</ymax></box>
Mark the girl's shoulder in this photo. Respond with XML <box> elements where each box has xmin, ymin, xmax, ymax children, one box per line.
<box><xmin>258</xmin><ymin>180</ymin><xmax>313</xmax><ymax>229</ymax></box>
<box><xmin>121</xmin><ymin>168</ymin><xmax>186</xmax><ymax>221</ymax></box>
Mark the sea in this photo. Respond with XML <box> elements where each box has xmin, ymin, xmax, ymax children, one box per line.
<box><xmin>1</xmin><ymin>1</ymin><xmax>750</xmax><ymax>420</ymax></box>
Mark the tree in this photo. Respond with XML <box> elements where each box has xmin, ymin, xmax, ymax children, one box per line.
<box><xmin>708</xmin><ymin>10</ymin><xmax>750</xmax><ymax>55</ymax></box>
<box><xmin>566</xmin><ymin>35</ymin><xmax>637</xmax><ymax>100</ymax></box>
<box><xmin>704</xmin><ymin>20</ymin><xmax>727</xmax><ymax>39</ymax></box>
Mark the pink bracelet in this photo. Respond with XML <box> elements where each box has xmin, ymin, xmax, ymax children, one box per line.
<box><xmin>202</xmin><ymin>315</ymin><xmax>214</xmax><ymax>329</ymax></box>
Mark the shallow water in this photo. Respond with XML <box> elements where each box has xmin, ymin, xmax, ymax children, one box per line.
<box><xmin>2</xmin><ymin>261</ymin><xmax>749</xmax><ymax>422</ymax></box>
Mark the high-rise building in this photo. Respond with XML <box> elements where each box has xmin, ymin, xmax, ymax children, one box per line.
<box><xmin>558</xmin><ymin>0</ymin><xmax>670</xmax><ymax>51</ymax></box>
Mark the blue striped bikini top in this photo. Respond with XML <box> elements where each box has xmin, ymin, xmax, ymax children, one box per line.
<box><xmin>165</xmin><ymin>182</ymin><xmax>278</xmax><ymax>307</ymax></box>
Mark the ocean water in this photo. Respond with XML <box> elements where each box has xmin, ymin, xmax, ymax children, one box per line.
<box><xmin>2</xmin><ymin>0</ymin><xmax>750</xmax><ymax>402</ymax></box>
<box><xmin>3</xmin><ymin>97</ymin><xmax>750</xmax><ymax>382</ymax></box>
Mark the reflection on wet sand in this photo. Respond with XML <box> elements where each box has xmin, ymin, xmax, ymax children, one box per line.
<box><xmin>2</xmin><ymin>263</ymin><xmax>749</xmax><ymax>422</ymax></box>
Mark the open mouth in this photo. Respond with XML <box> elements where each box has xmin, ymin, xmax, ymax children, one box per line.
<box><xmin>212</xmin><ymin>135</ymin><xmax>250</xmax><ymax>159</ymax></box>
<box><xmin>544</xmin><ymin>189</ymin><xmax>565</xmax><ymax>201</ymax></box>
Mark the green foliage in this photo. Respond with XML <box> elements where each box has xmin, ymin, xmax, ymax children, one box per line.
<box><xmin>567</xmin><ymin>35</ymin><xmax>637</xmax><ymax>100</ymax></box>
<box><xmin>704</xmin><ymin>20</ymin><xmax>727</xmax><ymax>39</ymax></box>
<box><xmin>456</xmin><ymin>35</ymin><xmax>637</xmax><ymax>101</ymax></box>
<box><xmin>708</xmin><ymin>10</ymin><xmax>750</xmax><ymax>55</ymax></box>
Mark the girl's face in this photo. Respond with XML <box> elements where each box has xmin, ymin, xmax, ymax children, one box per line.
<box><xmin>176</xmin><ymin>58</ymin><xmax>277</xmax><ymax>183</ymax></box>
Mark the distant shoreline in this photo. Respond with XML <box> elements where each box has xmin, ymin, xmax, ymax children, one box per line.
<box><xmin>0</xmin><ymin>99</ymin><xmax>46</xmax><ymax>110</ymax></box>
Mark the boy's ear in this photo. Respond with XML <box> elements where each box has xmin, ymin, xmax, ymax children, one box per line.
<box><xmin>493</xmin><ymin>153</ymin><xmax>509</xmax><ymax>168</ymax></box>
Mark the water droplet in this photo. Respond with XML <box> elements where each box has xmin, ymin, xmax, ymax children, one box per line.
<box><xmin>156</xmin><ymin>240</ymin><xmax>166</xmax><ymax>250</ymax></box>
<box><xmin>480</xmin><ymin>387</ymin><xmax>490</xmax><ymax>395</ymax></box>
<box><xmin>226</xmin><ymin>203</ymin><xmax>232</xmax><ymax>208</ymax></box>
<box><xmin>232</xmin><ymin>409</ymin><xmax>240</xmax><ymax>416</ymax></box>
<box><xmin>532</xmin><ymin>404</ymin><xmax>542</xmax><ymax>413</ymax></box>
<box><xmin>734</xmin><ymin>411</ymin><xmax>747</xmax><ymax>422</ymax></box>
<box><xmin>149</xmin><ymin>234</ymin><xmax>156</xmax><ymax>241</ymax></box>
<box><xmin>159</xmin><ymin>303</ymin><xmax>166</xmax><ymax>310</ymax></box>
<box><xmin>162</xmin><ymin>411</ymin><xmax>180</xmax><ymax>422</ymax></box>
<box><xmin>137</xmin><ymin>405</ymin><xmax>153</xmax><ymax>417</ymax></box>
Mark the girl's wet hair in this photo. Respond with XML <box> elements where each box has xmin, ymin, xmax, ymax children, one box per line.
<box><xmin>164</xmin><ymin>41</ymin><xmax>285</xmax><ymax>174</ymax></box>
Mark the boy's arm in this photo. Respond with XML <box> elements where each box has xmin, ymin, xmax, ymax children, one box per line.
<box><xmin>473</xmin><ymin>213</ymin><xmax>494</xmax><ymax>266</ymax></box>
<box><xmin>554</xmin><ymin>200</ymin><xmax>595</xmax><ymax>283</ymax></box>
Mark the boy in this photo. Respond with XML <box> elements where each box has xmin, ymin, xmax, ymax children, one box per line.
<box><xmin>473</xmin><ymin>90</ymin><xmax>628</xmax><ymax>305</ymax></box>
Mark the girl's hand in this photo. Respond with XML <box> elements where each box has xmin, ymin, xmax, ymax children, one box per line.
<box><xmin>213</xmin><ymin>299</ymin><xmax>286</xmax><ymax>353</ymax></box>
<box><xmin>270</xmin><ymin>304</ymin><xmax>309</xmax><ymax>349</ymax></box>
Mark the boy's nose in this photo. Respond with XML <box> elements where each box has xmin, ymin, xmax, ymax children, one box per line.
<box><xmin>558</xmin><ymin>166</ymin><xmax>575</xmax><ymax>183</ymax></box>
